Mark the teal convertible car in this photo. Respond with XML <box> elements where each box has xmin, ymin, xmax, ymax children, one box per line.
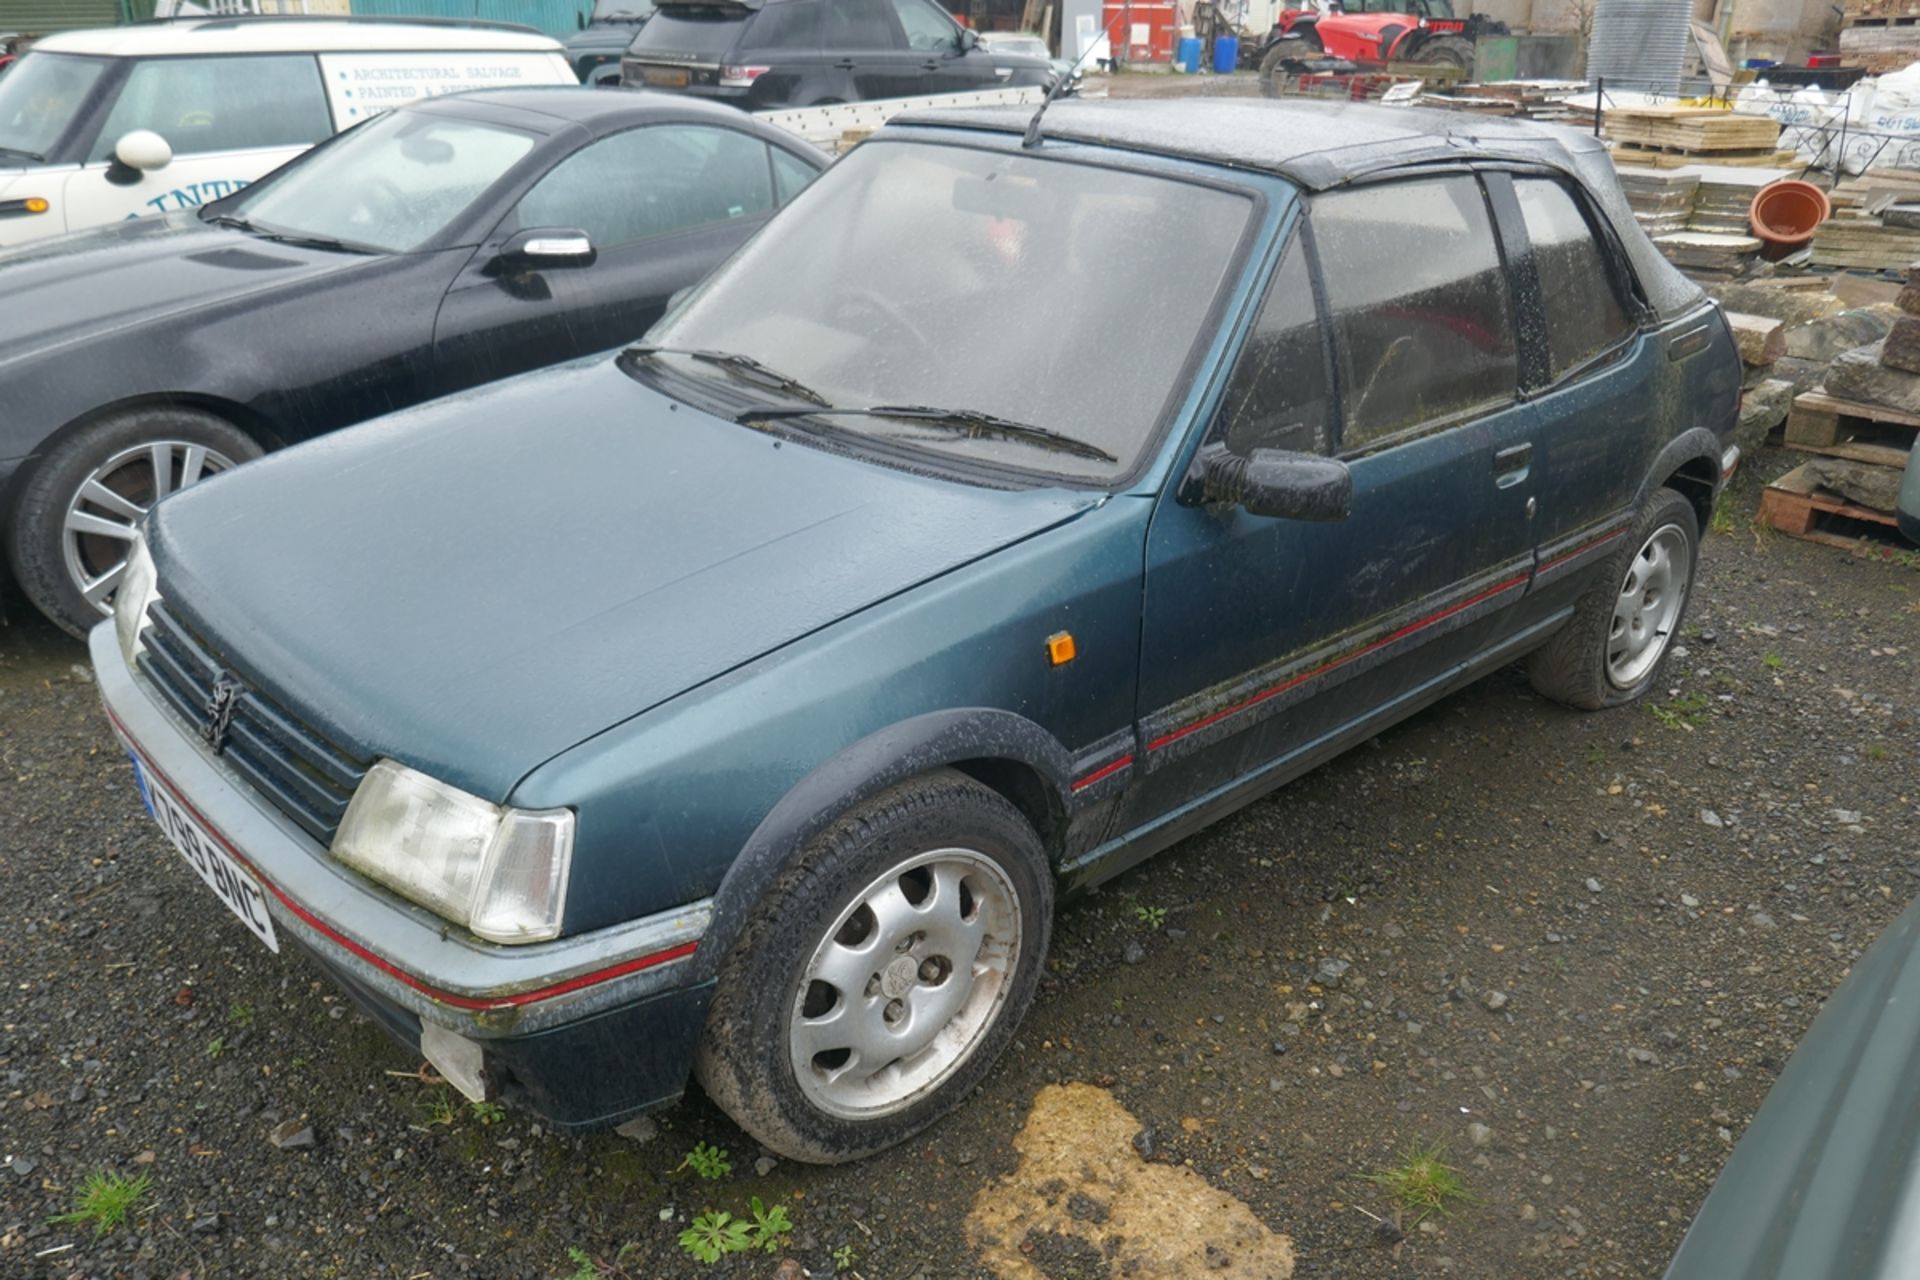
<box><xmin>92</xmin><ymin>99</ymin><xmax>1742</xmax><ymax>1162</ymax></box>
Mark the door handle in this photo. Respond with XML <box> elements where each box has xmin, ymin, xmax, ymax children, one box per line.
<box><xmin>833</xmin><ymin>58</ymin><xmax>857</xmax><ymax>69</ymax></box>
<box><xmin>1493</xmin><ymin>443</ymin><xmax>1532</xmax><ymax>489</ymax></box>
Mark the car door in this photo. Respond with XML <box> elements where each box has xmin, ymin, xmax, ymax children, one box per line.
<box><xmin>819</xmin><ymin>0</ymin><xmax>911</xmax><ymax>98</ymax></box>
<box><xmin>1497</xmin><ymin>172</ymin><xmax>1656</xmax><ymax>609</ymax></box>
<box><xmin>1120</xmin><ymin>175</ymin><xmax>1539</xmax><ymax>833</ymax></box>
<box><xmin>61</xmin><ymin>54</ymin><xmax>333</xmax><ymax>229</ymax></box>
<box><xmin>431</xmin><ymin>123</ymin><xmax>812</xmax><ymax>395</ymax></box>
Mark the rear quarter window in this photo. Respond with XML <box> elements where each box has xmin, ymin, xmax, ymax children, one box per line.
<box><xmin>744</xmin><ymin>0</ymin><xmax>823</xmax><ymax>49</ymax></box>
<box><xmin>1515</xmin><ymin>177</ymin><xmax>1633</xmax><ymax>378</ymax></box>
<box><xmin>1311</xmin><ymin>175</ymin><xmax>1517</xmax><ymax>451</ymax></box>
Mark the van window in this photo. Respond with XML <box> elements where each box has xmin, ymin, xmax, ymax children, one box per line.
<box><xmin>1218</xmin><ymin>233</ymin><xmax>1329</xmax><ymax>456</ymax></box>
<box><xmin>0</xmin><ymin>53</ymin><xmax>107</xmax><ymax>163</ymax></box>
<box><xmin>1312</xmin><ymin>176</ymin><xmax>1516</xmax><ymax>450</ymax></box>
<box><xmin>89</xmin><ymin>54</ymin><xmax>331</xmax><ymax>162</ymax></box>
<box><xmin>1515</xmin><ymin>177</ymin><xmax>1633</xmax><ymax>378</ymax></box>
<box><xmin>518</xmin><ymin>125</ymin><xmax>774</xmax><ymax>247</ymax></box>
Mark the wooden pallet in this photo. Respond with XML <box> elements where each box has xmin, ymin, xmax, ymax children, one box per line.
<box><xmin>1611</xmin><ymin>145</ymin><xmax>1798</xmax><ymax>168</ymax></box>
<box><xmin>1784</xmin><ymin>388</ymin><xmax>1920</xmax><ymax>448</ymax></box>
<box><xmin>1603</xmin><ymin>106</ymin><xmax>1781</xmax><ymax>153</ymax></box>
<box><xmin>1759</xmin><ymin>461</ymin><xmax>1910</xmax><ymax>549</ymax></box>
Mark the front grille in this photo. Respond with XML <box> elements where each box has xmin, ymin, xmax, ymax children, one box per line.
<box><xmin>137</xmin><ymin>603</ymin><xmax>370</xmax><ymax>846</ymax></box>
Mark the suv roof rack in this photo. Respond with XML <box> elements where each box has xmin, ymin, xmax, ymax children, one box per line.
<box><xmin>127</xmin><ymin>14</ymin><xmax>542</xmax><ymax>36</ymax></box>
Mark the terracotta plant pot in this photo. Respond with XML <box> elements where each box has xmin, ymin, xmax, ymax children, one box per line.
<box><xmin>1749</xmin><ymin>179</ymin><xmax>1831</xmax><ymax>256</ymax></box>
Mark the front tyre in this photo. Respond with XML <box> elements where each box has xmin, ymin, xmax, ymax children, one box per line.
<box><xmin>695</xmin><ymin>769</ymin><xmax>1052</xmax><ymax>1163</ymax></box>
<box><xmin>8</xmin><ymin>408</ymin><xmax>261</xmax><ymax>638</ymax></box>
<box><xmin>1529</xmin><ymin>487</ymin><xmax>1700</xmax><ymax>710</ymax></box>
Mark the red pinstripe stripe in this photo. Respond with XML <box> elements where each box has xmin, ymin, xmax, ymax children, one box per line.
<box><xmin>1145</xmin><ymin>572</ymin><xmax>1532</xmax><ymax>754</ymax></box>
<box><xmin>1071</xmin><ymin>754</ymin><xmax>1134</xmax><ymax>791</ymax></box>
<box><xmin>107</xmin><ymin>708</ymin><xmax>697</xmax><ymax>1013</ymax></box>
<box><xmin>1539</xmin><ymin>527</ymin><xmax>1626</xmax><ymax>576</ymax></box>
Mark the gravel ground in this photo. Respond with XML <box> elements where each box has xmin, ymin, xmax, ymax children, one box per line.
<box><xmin>3</xmin><ymin>446</ymin><xmax>1917</xmax><ymax>1280</ymax></box>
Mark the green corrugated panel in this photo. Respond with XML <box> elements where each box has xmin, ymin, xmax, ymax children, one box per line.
<box><xmin>0</xmin><ymin>0</ymin><xmax>124</xmax><ymax>33</ymax></box>
<box><xmin>348</xmin><ymin>0</ymin><xmax>592</xmax><ymax>39</ymax></box>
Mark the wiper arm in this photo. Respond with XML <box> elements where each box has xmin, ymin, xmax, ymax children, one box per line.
<box><xmin>739</xmin><ymin>403</ymin><xmax>1117</xmax><ymax>463</ymax></box>
<box><xmin>0</xmin><ymin>144</ymin><xmax>48</xmax><ymax>163</ymax></box>
<box><xmin>204</xmin><ymin>211</ymin><xmax>372</xmax><ymax>254</ymax></box>
<box><xmin>627</xmin><ymin>345</ymin><xmax>830</xmax><ymax>407</ymax></box>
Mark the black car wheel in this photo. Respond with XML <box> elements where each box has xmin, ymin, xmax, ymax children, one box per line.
<box><xmin>695</xmin><ymin>769</ymin><xmax>1051</xmax><ymax>1162</ymax></box>
<box><xmin>1529</xmin><ymin>486</ymin><xmax>1700</xmax><ymax>710</ymax></box>
<box><xmin>8</xmin><ymin>408</ymin><xmax>262</xmax><ymax>638</ymax></box>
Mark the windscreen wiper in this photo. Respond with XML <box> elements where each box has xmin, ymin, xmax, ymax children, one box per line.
<box><xmin>737</xmin><ymin>403</ymin><xmax>1117</xmax><ymax>463</ymax></box>
<box><xmin>0</xmin><ymin>145</ymin><xmax>47</xmax><ymax>163</ymax></box>
<box><xmin>205</xmin><ymin>212</ymin><xmax>371</xmax><ymax>254</ymax></box>
<box><xmin>627</xmin><ymin>345</ymin><xmax>830</xmax><ymax>407</ymax></box>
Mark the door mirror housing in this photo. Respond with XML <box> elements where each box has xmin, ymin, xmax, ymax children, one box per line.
<box><xmin>1193</xmin><ymin>444</ymin><xmax>1352</xmax><ymax>522</ymax></box>
<box><xmin>958</xmin><ymin>26</ymin><xmax>980</xmax><ymax>51</ymax></box>
<box><xmin>107</xmin><ymin>130</ymin><xmax>172</xmax><ymax>184</ymax></box>
<box><xmin>497</xmin><ymin>227</ymin><xmax>596</xmax><ymax>270</ymax></box>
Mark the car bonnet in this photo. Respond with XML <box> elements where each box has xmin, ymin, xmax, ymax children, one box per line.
<box><xmin>143</xmin><ymin>355</ymin><xmax>1101</xmax><ymax>803</ymax></box>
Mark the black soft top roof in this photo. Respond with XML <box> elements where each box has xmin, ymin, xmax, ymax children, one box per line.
<box><xmin>890</xmin><ymin>97</ymin><xmax>1704</xmax><ymax>320</ymax></box>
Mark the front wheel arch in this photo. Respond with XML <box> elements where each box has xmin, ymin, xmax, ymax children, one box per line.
<box><xmin>692</xmin><ymin>709</ymin><xmax>1074</xmax><ymax>987</ymax></box>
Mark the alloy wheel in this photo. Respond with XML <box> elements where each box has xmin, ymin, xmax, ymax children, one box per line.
<box><xmin>1607</xmin><ymin>522</ymin><xmax>1690</xmax><ymax>689</ymax></box>
<box><xmin>788</xmin><ymin>848</ymin><xmax>1022</xmax><ymax>1120</ymax></box>
<box><xmin>61</xmin><ymin>440</ymin><xmax>235</xmax><ymax>616</ymax></box>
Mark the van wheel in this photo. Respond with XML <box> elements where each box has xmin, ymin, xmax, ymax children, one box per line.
<box><xmin>695</xmin><ymin>769</ymin><xmax>1051</xmax><ymax>1163</ymax></box>
<box><xmin>7</xmin><ymin>408</ymin><xmax>261</xmax><ymax>638</ymax></box>
<box><xmin>1529</xmin><ymin>487</ymin><xmax>1699</xmax><ymax>711</ymax></box>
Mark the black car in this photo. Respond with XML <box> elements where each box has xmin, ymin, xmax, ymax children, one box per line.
<box><xmin>0</xmin><ymin>87</ymin><xmax>825</xmax><ymax>637</ymax></box>
<box><xmin>565</xmin><ymin>0</ymin><xmax>656</xmax><ymax>84</ymax></box>
<box><xmin>620</xmin><ymin>0</ymin><xmax>1054</xmax><ymax>108</ymax></box>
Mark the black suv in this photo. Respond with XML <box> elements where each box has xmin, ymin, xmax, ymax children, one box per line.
<box><xmin>620</xmin><ymin>0</ymin><xmax>1054</xmax><ymax>108</ymax></box>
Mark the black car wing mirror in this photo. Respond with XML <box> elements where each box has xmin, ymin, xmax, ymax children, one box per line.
<box><xmin>958</xmin><ymin>26</ymin><xmax>980</xmax><ymax>51</ymax></box>
<box><xmin>1192</xmin><ymin>443</ymin><xmax>1352</xmax><ymax>522</ymax></box>
<box><xmin>496</xmin><ymin>227</ymin><xmax>597</xmax><ymax>271</ymax></box>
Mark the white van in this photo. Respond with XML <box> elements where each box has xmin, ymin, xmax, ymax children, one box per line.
<box><xmin>0</xmin><ymin>17</ymin><xmax>575</xmax><ymax>246</ymax></box>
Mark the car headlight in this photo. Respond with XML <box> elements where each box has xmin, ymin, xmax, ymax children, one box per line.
<box><xmin>330</xmin><ymin>759</ymin><xmax>574</xmax><ymax>944</ymax></box>
<box><xmin>113</xmin><ymin>531</ymin><xmax>161</xmax><ymax>665</ymax></box>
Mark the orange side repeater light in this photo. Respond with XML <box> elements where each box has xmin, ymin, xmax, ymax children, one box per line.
<box><xmin>23</xmin><ymin>197</ymin><xmax>49</xmax><ymax>214</ymax></box>
<box><xmin>1047</xmin><ymin>631</ymin><xmax>1076</xmax><ymax>666</ymax></box>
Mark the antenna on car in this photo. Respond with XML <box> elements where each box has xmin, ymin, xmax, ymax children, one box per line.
<box><xmin>1022</xmin><ymin>13</ymin><xmax>1123</xmax><ymax>149</ymax></box>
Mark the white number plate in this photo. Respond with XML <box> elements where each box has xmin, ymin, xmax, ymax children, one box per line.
<box><xmin>128</xmin><ymin>751</ymin><xmax>279</xmax><ymax>953</ymax></box>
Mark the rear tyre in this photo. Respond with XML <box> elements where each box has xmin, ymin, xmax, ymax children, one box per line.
<box><xmin>1528</xmin><ymin>487</ymin><xmax>1699</xmax><ymax>711</ymax></box>
<box><xmin>1408</xmin><ymin>34</ymin><xmax>1472</xmax><ymax>70</ymax></box>
<box><xmin>7</xmin><ymin>408</ymin><xmax>261</xmax><ymax>638</ymax></box>
<box><xmin>1258</xmin><ymin>45</ymin><xmax>1299</xmax><ymax>97</ymax></box>
<box><xmin>695</xmin><ymin>769</ymin><xmax>1052</xmax><ymax>1163</ymax></box>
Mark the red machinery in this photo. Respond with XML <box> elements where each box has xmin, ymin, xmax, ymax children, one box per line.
<box><xmin>1251</xmin><ymin>0</ymin><xmax>1505</xmax><ymax>89</ymax></box>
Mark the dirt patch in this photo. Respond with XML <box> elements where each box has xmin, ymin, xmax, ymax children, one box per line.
<box><xmin>968</xmin><ymin>1083</ymin><xmax>1296</xmax><ymax>1280</ymax></box>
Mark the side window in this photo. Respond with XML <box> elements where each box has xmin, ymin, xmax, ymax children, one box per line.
<box><xmin>743</xmin><ymin>0</ymin><xmax>822</xmax><ymax>50</ymax></box>
<box><xmin>890</xmin><ymin>0</ymin><xmax>957</xmax><ymax>50</ymax></box>
<box><xmin>1218</xmin><ymin>232</ymin><xmax>1329</xmax><ymax>456</ymax></box>
<box><xmin>517</xmin><ymin>125</ymin><xmax>775</xmax><ymax>249</ymax></box>
<box><xmin>821</xmin><ymin>0</ymin><xmax>901</xmax><ymax>49</ymax></box>
<box><xmin>89</xmin><ymin>55</ymin><xmax>330</xmax><ymax>162</ymax></box>
<box><xmin>1514</xmin><ymin>177</ymin><xmax>1633</xmax><ymax>378</ymax></box>
<box><xmin>771</xmin><ymin>147</ymin><xmax>818</xmax><ymax>204</ymax></box>
<box><xmin>1312</xmin><ymin>176</ymin><xmax>1516</xmax><ymax>451</ymax></box>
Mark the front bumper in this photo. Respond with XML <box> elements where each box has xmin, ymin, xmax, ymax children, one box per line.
<box><xmin>90</xmin><ymin>622</ymin><xmax>716</xmax><ymax>1128</ymax></box>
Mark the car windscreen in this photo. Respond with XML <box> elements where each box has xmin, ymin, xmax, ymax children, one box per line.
<box><xmin>0</xmin><ymin>52</ymin><xmax>107</xmax><ymax>164</ymax></box>
<box><xmin>629</xmin><ymin>5</ymin><xmax>754</xmax><ymax>57</ymax></box>
<box><xmin>641</xmin><ymin>140</ymin><xmax>1254</xmax><ymax>485</ymax></box>
<box><xmin>222</xmin><ymin>110</ymin><xmax>536</xmax><ymax>253</ymax></box>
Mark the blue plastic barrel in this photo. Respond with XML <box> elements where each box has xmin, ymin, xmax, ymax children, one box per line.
<box><xmin>1175</xmin><ymin>36</ymin><xmax>1202</xmax><ymax>72</ymax></box>
<box><xmin>1213</xmin><ymin>35</ymin><xmax>1239</xmax><ymax>72</ymax></box>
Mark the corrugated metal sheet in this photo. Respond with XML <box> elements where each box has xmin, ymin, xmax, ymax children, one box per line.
<box><xmin>0</xmin><ymin>0</ymin><xmax>127</xmax><ymax>33</ymax></box>
<box><xmin>1587</xmin><ymin>0</ymin><xmax>1692</xmax><ymax>94</ymax></box>
<box><xmin>347</xmin><ymin>0</ymin><xmax>592</xmax><ymax>38</ymax></box>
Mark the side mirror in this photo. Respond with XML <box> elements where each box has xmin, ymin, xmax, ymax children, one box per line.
<box><xmin>958</xmin><ymin>26</ymin><xmax>980</xmax><ymax>51</ymax></box>
<box><xmin>1195</xmin><ymin>444</ymin><xmax>1351</xmax><ymax>522</ymax></box>
<box><xmin>106</xmin><ymin>130</ymin><xmax>172</xmax><ymax>185</ymax></box>
<box><xmin>577</xmin><ymin>10</ymin><xmax>587</xmax><ymax>27</ymax></box>
<box><xmin>496</xmin><ymin>226</ymin><xmax>596</xmax><ymax>270</ymax></box>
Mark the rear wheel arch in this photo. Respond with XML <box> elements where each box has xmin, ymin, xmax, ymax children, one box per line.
<box><xmin>1637</xmin><ymin>427</ymin><xmax>1723</xmax><ymax>535</ymax></box>
<box><xmin>1663</xmin><ymin>454</ymin><xmax>1719</xmax><ymax>533</ymax></box>
<box><xmin>692</xmin><ymin>709</ymin><xmax>1074</xmax><ymax>986</ymax></box>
